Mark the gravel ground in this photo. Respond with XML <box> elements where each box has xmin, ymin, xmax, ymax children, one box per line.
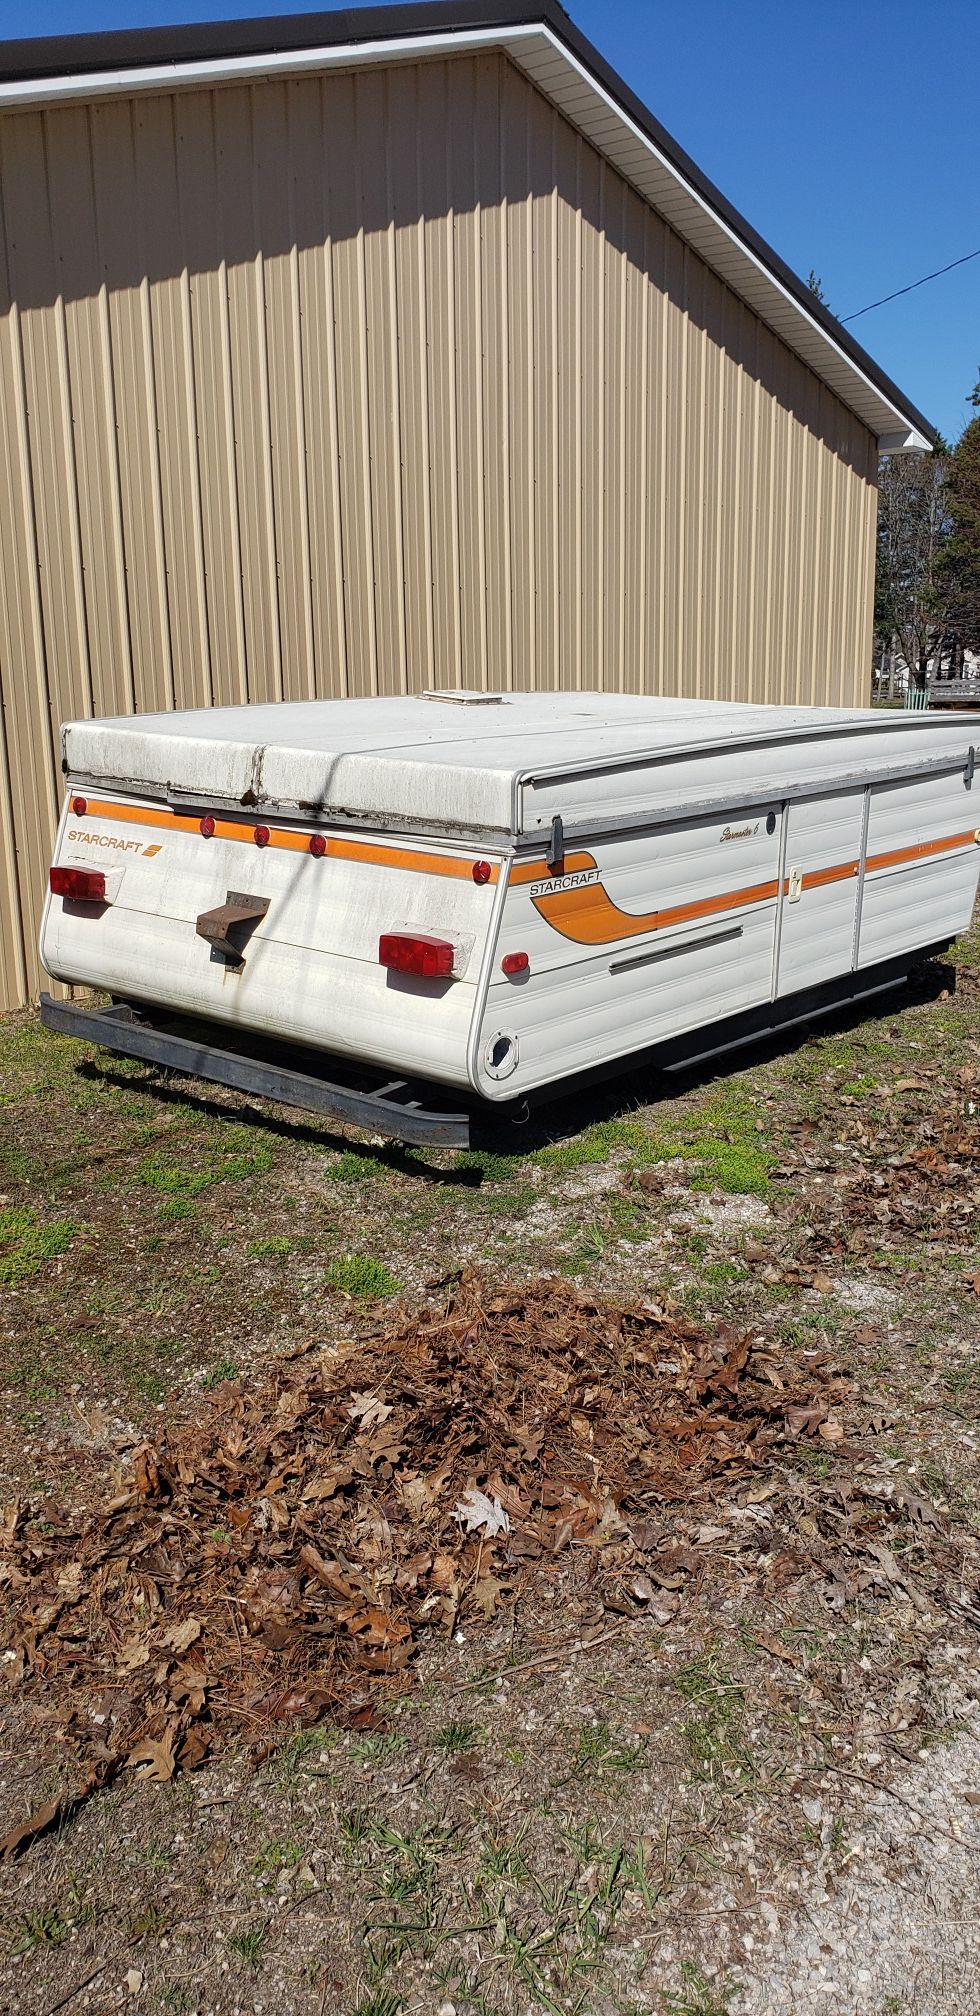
<box><xmin>735</xmin><ymin>1720</ymin><xmax>980</xmax><ymax>2016</ymax></box>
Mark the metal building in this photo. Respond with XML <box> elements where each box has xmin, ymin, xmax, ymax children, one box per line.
<box><xmin>0</xmin><ymin>1</ymin><xmax>933</xmax><ymax>1010</ymax></box>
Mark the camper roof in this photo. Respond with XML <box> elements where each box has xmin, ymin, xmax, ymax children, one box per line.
<box><xmin>61</xmin><ymin>692</ymin><xmax>973</xmax><ymax>845</ymax></box>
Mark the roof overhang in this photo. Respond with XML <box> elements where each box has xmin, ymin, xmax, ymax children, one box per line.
<box><xmin>0</xmin><ymin>2</ymin><xmax>934</xmax><ymax>454</ymax></box>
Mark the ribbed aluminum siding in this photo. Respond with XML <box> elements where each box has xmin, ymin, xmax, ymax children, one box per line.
<box><xmin>0</xmin><ymin>53</ymin><xmax>878</xmax><ymax>1009</ymax></box>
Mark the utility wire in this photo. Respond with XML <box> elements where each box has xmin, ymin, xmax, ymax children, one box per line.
<box><xmin>841</xmin><ymin>245</ymin><xmax>980</xmax><ymax>322</ymax></box>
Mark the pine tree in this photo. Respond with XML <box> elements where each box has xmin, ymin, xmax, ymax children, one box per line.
<box><xmin>937</xmin><ymin>376</ymin><xmax>980</xmax><ymax>651</ymax></box>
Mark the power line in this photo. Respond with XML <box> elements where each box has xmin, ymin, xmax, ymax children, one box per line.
<box><xmin>841</xmin><ymin>245</ymin><xmax>980</xmax><ymax>323</ymax></box>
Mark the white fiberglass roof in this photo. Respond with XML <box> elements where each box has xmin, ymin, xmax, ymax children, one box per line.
<box><xmin>63</xmin><ymin>692</ymin><xmax>971</xmax><ymax>841</ymax></box>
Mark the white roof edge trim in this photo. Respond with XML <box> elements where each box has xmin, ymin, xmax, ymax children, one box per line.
<box><xmin>0</xmin><ymin>23</ymin><xmax>532</xmax><ymax>105</ymax></box>
<box><xmin>0</xmin><ymin>16</ymin><xmax>928</xmax><ymax>446</ymax></box>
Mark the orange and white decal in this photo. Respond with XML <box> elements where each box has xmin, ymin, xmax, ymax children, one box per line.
<box><xmin>68</xmin><ymin>797</ymin><xmax>500</xmax><ymax>884</ymax></box>
<box><xmin>511</xmin><ymin>824</ymin><xmax>978</xmax><ymax>948</ymax></box>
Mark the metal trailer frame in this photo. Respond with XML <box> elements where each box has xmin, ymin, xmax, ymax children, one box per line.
<box><xmin>38</xmin><ymin>937</ymin><xmax>952</xmax><ymax>1149</ymax></box>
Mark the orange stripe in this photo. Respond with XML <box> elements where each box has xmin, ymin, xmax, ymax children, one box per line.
<box><xmin>866</xmin><ymin>829</ymin><xmax>977</xmax><ymax>874</ymax></box>
<box><xmin>799</xmin><ymin>860</ymin><xmax>859</xmax><ymax>892</ymax></box>
<box><xmin>510</xmin><ymin>853</ymin><xmax>595</xmax><ymax>887</ymax></box>
<box><xmin>515</xmin><ymin>824</ymin><xmax>978</xmax><ymax>948</ymax></box>
<box><xmin>71</xmin><ymin>798</ymin><xmax>498</xmax><ymax>884</ymax></box>
<box><xmin>526</xmin><ymin>851</ymin><xmax>779</xmax><ymax>945</ymax></box>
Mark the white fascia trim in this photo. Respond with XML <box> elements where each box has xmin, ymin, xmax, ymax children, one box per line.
<box><xmin>0</xmin><ymin>24</ymin><xmax>527</xmax><ymax>106</ymax></box>
<box><xmin>0</xmin><ymin>17</ymin><xmax>928</xmax><ymax>447</ymax></box>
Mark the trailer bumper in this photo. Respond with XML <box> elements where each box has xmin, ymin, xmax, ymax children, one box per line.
<box><xmin>38</xmin><ymin>993</ymin><xmax>471</xmax><ymax>1148</ymax></box>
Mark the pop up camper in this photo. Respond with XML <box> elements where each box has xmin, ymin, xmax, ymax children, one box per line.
<box><xmin>39</xmin><ymin>693</ymin><xmax>980</xmax><ymax>1145</ymax></box>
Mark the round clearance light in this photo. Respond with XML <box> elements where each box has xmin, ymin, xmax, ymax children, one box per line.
<box><xmin>309</xmin><ymin>833</ymin><xmax>327</xmax><ymax>858</ymax></box>
<box><xmin>501</xmin><ymin>951</ymin><xmax>530</xmax><ymax>976</ymax></box>
<box><xmin>200</xmin><ymin>814</ymin><xmax>216</xmax><ymax>838</ymax></box>
<box><xmin>472</xmin><ymin>860</ymin><xmax>492</xmax><ymax>885</ymax></box>
<box><xmin>253</xmin><ymin>824</ymin><xmax>271</xmax><ymax>849</ymax></box>
<box><xmin>71</xmin><ymin>795</ymin><xmax>87</xmax><ymax>817</ymax></box>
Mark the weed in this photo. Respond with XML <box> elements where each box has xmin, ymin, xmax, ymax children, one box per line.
<box><xmin>0</xmin><ymin>1206</ymin><xmax>78</xmax><ymax>1284</ymax></box>
<box><xmin>12</xmin><ymin>1909</ymin><xmax>71</xmax><ymax>1955</ymax></box>
<box><xmin>324</xmin><ymin>1254</ymin><xmax>402</xmax><ymax>1298</ymax></box>
<box><xmin>138</xmin><ymin>1137</ymin><xmax>273</xmax><ymax>1213</ymax></box>
<box><xmin>703</xmin><ymin>1259</ymin><xmax>745</xmax><ymax>1286</ymax></box>
<box><xmin>351</xmin><ymin>1730</ymin><xmax>408</xmax><ymax>1765</ymax></box>
<box><xmin>334</xmin><ymin>1150</ymin><xmax>384</xmax><ymax>1183</ymax></box>
<box><xmin>574</xmin><ymin>1718</ymin><xmax>646</xmax><ymax>1776</ymax></box>
<box><xmin>435</xmin><ymin>1718</ymin><xmax>480</xmax><ymax>1754</ymax></box>
<box><xmin>457</xmin><ymin>1147</ymin><xmax>528</xmax><ymax>1183</ymax></box>
<box><xmin>664</xmin><ymin>1960</ymin><xmax>733</xmax><ymax>2016</ymax></box>
<box><xmin>533</xmin><ymin>1117</ymin><xmax>657</xmax><ymax>1173</ymax></box>
<box><xmin>352</xmin><ymin>1991</ymin><xmax>403</xmax><ymax>2016</ymax></box>
<box><xmin>247</xmin><ymin>1235</ymin><xmax>293</xmax><ymax>1258</ymax></box>
<box><xmin>227</xmin><ymin>1922</ymin><xmax>270</xmax><ymax>1966</ymax></box>
<box><xmin>676</xmin><ymin>1648</ymin><xmax>755</xmax><ymax>1791</ymax></box>
<box><xmin>251</xmin><ymin>1837</ymin><xmax>304</xmax><ymax>1877</ymax></box>
<box><xmin>340</xmin><ymin>1807</ymin><xmax>373</xmax><ymax>1851</ymax></box>
<box><xmin>201</xmin><ymin>1358</ymin><xmax>240</xmax><ymax>1390</ymax></box>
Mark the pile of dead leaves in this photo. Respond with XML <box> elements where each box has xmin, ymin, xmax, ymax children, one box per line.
<box><xmin>0</xmin><ymin>1271</ymin><xmax>869</xmax><ymax>1850</ymax></box>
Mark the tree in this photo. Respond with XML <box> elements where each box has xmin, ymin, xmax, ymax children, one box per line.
<box><xmin>807</xmin><ymin>270</ymin><xmax>829</xmax><ymax>307</ymax></box>
<box><xmin>936</xmin><ymin>375</ymin><xmax>980</xmax><ymax>651</ymax></box>
<box><xmin>874</xmin><ymin>448</ymin><xmax>950</xmax><ymax>687</ymax></box>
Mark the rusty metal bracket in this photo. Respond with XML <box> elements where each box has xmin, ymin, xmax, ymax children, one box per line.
<box><xmin>196</xmin><ymin>890</ymin><xmax>270</xmax><ymax>966</ymax></box>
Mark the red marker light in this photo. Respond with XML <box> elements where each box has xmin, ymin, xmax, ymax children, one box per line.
<box><xmin>50</xmin><ymin>865</ymin><xmax>106</xmax><ymax>903</ymax></box>
<box><xmin>253</xmin><ymin>824</ymin><xmax>270</xmax><ymax>848</ymax></box>
<box><xmin>200</xmin><ymin>814</ymin><xmax>216</xmax><ymax>838</ymax></box>
<box><xmin>472</xmin><ymin>860</ymin><xmax>492</xmax><ymax>885</ymax></box>
<box><xmin>379</xmin><ymin>932</ymin><xmax>455</xmax><ymax>978</ymax></box>
<box><xmin>71</xmin><ymin>795</ymin><xmax>87</xmax><ymax>817</ymax></box>
<box><xmin>309</xmin><ymin>833</ymin><xmax>327</xmax><ymax>858</ymax></box>
<box><xmin>501</xmin><ymin>951</ymin><xmax>530</xmax><ymax>976</ymax></box>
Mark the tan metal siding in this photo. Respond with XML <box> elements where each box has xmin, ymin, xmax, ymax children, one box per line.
<box><xmin>0</xmin><ymin>51</ymin><xmax>878</xmax><ymax>1011</ymax></box>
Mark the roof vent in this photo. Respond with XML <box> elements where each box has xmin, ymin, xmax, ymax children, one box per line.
<box><xmin>418</xmin><ymin>690</ymin><xmax>506</xmax><ymax>705</ymax></box>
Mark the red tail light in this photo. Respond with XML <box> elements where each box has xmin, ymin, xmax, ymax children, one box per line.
<box><xmin>253</xmin><ymin>824</ymin><xmax>270</xmax><ymax>848</ymax></box>
<box><xmin>50</xmin><ymin>866</ymin><xmax>106</xmax><ymax>903</ymax></box>
<box><xmin>379</xmin><ymin>931</ymin><xmax>455</xmax><ymax>978</ymax></box>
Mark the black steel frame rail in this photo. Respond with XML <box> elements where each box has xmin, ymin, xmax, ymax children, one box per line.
<box><xmin>38</xmin><ymin>992</ymin><xmax>471</xmax><ymax>1147</ymax></box>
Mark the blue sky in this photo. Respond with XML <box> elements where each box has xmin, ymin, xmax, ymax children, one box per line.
<box><xmin>1</xmin><ymin>0</ymin><xmax>977</xmax><ymax>444</ymax></box>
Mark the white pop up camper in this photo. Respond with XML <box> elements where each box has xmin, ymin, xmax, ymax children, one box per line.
<box><xmin>39</xmin><ymin>693</ymin><xmax>980</xmax><ymax>1146</ymax></box>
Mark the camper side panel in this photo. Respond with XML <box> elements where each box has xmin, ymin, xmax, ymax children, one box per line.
<box><xmin>858</xmin><ymin>772</ymin><xmax>980</xmax><ymax>969</ymax></box>
<box><xmin>474</xmin><ymin>809</ymin><xmax>781</xmax><ymax>1098</ymax></box>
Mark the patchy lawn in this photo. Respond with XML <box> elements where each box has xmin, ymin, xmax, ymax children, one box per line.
<box><xmin>1</xmin><ymin>906</ymin><xmax>978</xmax><ymax>2015</ymax></box>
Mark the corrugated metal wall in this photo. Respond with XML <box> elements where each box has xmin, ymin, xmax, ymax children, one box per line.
<box><xmin>0</xmin><ymin>51</ymin><xmax>879</xmax><ymax>1010</ymax></box>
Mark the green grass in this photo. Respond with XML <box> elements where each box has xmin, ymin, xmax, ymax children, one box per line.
<box><xmin>641</xmin><ymin>1079</ymin><xmax>775</xmax><ymax>1196</ymax></box>
<box><xmin>137</xmin><ymin>1132</ymin><xmax>274</xmax><ymax>1214</ymax></box>
<box><xmin>0</xmin><ymin>1205</ymin><xmax>78</xmax><ymax>1284</ymax></box>
<box><xmin>533</xmin><ymin>1116</ymin><xmax>658</xmax><ymax>1173</ymax></box>
<box><xmin>664</xmin><ymin>1960</ymin><xmax>734</xmax><ymax>2016</ymax></box>
<box><xmin>247</xmin><ymin>1235</ymin><xmax>293</xmax><ymax>1258</ymax></box>
<box><xmin>324</xmin><ymin>1254</ymin><xmax>403</xmax><ymax>1299</ymax></box>
<box><xmin>573</xmin><ymin>1718</ymin><xmax>646</xmax><ymax>1777</ymax></box>
<box><xmin>228</xmin><ymin>1922</ymin><xmax>270</xmax><ymax>1966</ymax></box>
<box><xmin>675</xmin><ymin>1647</ymin><xmax>756</xmax><ymax>1790</ymax></box>
<box><xmin>251</xmin><ymin>1837</ymin><xmax>304</xmax><ymax>1877</ymax></box>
